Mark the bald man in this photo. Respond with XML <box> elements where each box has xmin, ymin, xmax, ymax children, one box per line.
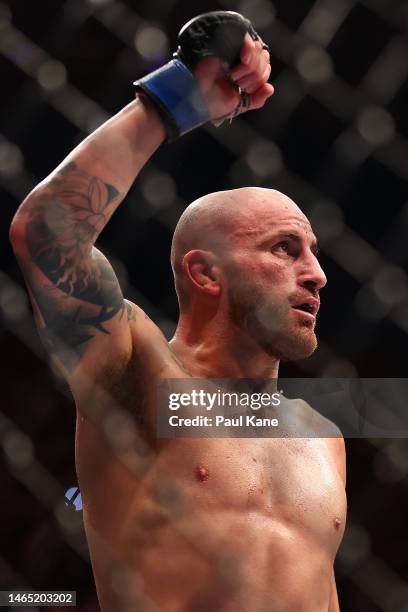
<box><xmin>10</xmin><ymin>27</ymin><xmax>346</xmax><ymax>612</ymax></box>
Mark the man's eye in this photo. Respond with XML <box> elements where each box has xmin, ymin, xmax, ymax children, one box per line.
<box><xmin>275</xmin><ymin>241</ymin><xmax>290</xmax><ymax>253</ymax></box>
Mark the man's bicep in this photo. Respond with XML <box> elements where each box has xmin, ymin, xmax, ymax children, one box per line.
<box><xmin>18</xmin><ymin>243</ymin><xmax>133</xmax><ymax>378</ymax></box>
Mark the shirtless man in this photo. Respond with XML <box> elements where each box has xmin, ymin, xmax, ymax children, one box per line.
<box><xmin>10</xmin><ymin>12</ymin><xmax>346</xmax><ymax>612</ymax></box>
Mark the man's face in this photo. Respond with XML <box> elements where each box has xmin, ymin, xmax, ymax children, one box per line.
<box><xmin>223</xmin><ymin>199</ymin><xmax>327</xmax><ymax>361</ymax></box>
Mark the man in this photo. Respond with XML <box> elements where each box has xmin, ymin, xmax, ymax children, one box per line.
<box><xmin>10</xmin><ymin>12</ymin><xmax>346</xmax><ymax>612</ymax></box>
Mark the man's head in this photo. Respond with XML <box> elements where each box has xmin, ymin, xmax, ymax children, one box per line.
<box><xmin>171</xmin><ymin>187</ymin><xmax>327</xmax><ymax>361</ymax></box>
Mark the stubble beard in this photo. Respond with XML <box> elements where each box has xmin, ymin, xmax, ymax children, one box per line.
<box><xmin>228</xmin><ymin>284</ymin><xmax>318</xmax><ymax>362</ymax></box>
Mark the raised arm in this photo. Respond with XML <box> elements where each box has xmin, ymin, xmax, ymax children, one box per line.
<box><xmin>9</xmin><ymin>98</ymin><xmax>166</xmax><ymax>381</ymax></box>
<box><xmin>9</xmin><ymin>12</ymin><xmax>273</xmax><ymax>391</ymax></box>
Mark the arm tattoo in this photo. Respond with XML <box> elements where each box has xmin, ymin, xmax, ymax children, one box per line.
<box><xmin>125</xmin><ymin>301</ymin><xmax>136</xmax><ymax>321</ymax></box>
<box><xmin>24</xmin><ymin>162</ymin><xmax>131</xmax><ymax>366</ymax></box>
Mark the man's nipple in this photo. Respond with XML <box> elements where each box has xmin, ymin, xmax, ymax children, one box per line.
<box><xmin>195</xmin><ymin>465</ymin><xmax>209</xmax><ymax>482</ymax></box>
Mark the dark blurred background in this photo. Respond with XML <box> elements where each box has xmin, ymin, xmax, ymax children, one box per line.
<box><xmin>1</xmin><ymin>0</ymin><xmax>408</xmax><ymax>610</ymax></box>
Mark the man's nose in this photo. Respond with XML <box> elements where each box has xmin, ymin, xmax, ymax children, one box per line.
<box><xmin>298</xmin><ymin>253</ymin><xmax>327</xmax><ymax>291</ymax></box>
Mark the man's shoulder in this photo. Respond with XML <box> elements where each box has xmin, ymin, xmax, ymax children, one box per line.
<box><xmin>125</xmin><ymin>300</ymin><xmax>171</xmax><ymax>351</ymax></box>
<box><xmin>292</xmin><ymin>397</ymin><xmax>346</xmax><ymax>484</ymax></box>
<box><xmin>287</xmin><ymin>397</ymin><xmax>343</xmax><ymax>439</ymax></box>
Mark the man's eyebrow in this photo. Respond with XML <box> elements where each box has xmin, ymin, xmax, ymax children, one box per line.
<box><xmin>271</xmin><ymin>231</ymin><xmax>319</xmax><ymax>252</ymax></box>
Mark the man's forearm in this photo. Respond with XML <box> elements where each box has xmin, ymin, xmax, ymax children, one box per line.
<box><xmin>11</xmin><ymin>95</ymin><xmax>166</xmax><ymax>246</ymax></box>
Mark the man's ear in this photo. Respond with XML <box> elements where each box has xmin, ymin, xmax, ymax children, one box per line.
<box><xmin>182</xmin><ymin>250</ymin><xmax>221</xmax><ymax>297</ymax></box>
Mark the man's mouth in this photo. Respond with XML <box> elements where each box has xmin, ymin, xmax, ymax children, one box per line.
<box><xmin>291</xmin><ymin>298</ymin><xmax>320</xmax><ymax>320</ymax></box>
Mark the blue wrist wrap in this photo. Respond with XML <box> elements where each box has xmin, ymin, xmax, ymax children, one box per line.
<box><xmin>134</xmin><ymin>59</ymin><xmax>210</xmax><ymax>142</ymax></box>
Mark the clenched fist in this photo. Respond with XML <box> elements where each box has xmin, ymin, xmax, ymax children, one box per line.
<box><xmin>195</xmin><ymin>33</ymin><xmax>274</xmax><ymax>122</ymax></box>
<box><xmin>134</xmin><ymin>11</ymin><xmax>273</xmax><ymax>140</ymax></box>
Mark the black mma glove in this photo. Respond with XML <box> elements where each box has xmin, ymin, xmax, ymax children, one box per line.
<box><xmin>133</xmin><ymin>11</ymin><xmax>269</xmax><ymax>142</ymax></box>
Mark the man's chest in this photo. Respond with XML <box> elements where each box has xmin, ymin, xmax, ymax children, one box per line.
<box><xmin>263</xmin><ymin>438</ymin><xmax>347</xmax><ymax>545</ymax></box>
<box><xmin>159</xmin><ymin>436</ymin><xmax>347</xmax><ymax>552</ymax></box>
<box><xmin>87</xmin><ymin>351</ymin><xmax>347</xmax><ymax>551</ymax></box>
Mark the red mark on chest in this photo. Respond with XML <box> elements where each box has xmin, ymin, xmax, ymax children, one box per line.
<box><xmin>334</xmin><ymin>518</ymin><xmax>341</xmax><ymax>530</ymax></box>
<box><xmin>195</xmin><ymin>465</ymin><xmax>209</xmax><ymax>482</ymax></box>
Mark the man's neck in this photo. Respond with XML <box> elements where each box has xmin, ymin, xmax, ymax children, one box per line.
<box><xmin>169</xmin><ymin>323</ymin><xmax>280</xmax><ymax>379</ymax></box>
